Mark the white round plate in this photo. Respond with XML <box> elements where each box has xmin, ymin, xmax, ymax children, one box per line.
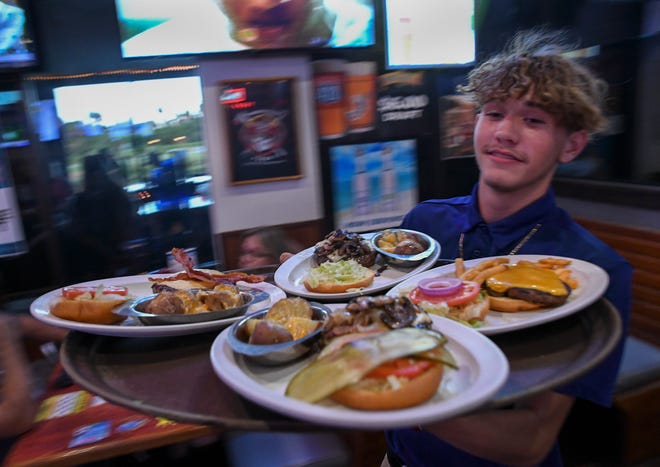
<box><xmin>274</xmin><ymin>232</ymin><xmax>440</xmax><ymax>300</ymax></box>
<box><xmin>210</xmin><ymin>313</ymin><xmax>509</xmax><ymax>430</ymax></box>
<box><xmin>387</xmin><ymin>255</ymin><xmax>609</xmax><ymax>335</ymax></box>
<box><xmin>30</xmin><ymin>275</ymin><xmax>286</xmax><ymax>338</ymax></box>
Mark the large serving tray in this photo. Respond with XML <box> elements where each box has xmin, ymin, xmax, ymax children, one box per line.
<box><xmin>60</xmin><ymin>299</ymin><xmax>621</xmax><ymax>429</ymax></box>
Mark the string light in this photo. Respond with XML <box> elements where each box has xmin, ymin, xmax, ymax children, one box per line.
<box><xmin>24</xmin><ymin>65</ymin><xmax>200</xmax><ymax>81</ymax></box>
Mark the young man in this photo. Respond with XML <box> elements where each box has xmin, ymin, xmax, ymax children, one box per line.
<box><xmin>383</xmin><ymin>29</ymin><xmax>632</xmax><ymax>467</ymax></box>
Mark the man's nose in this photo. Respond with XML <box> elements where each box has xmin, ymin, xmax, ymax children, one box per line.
<box><xmin>494</xmin><ymin>116</ymin><xmax>519</xmax><ymax>143</ymax></box>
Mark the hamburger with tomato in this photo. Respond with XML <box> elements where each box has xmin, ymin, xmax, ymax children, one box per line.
<box><xmin>407</xmin><ymin>277</ymin><xmax>490</xmax><ymax>325</ymax></box>
<box><xmin>285</xmin><ymin>295</ymin><xmax>456</xmax><ymax>410</ymax></box>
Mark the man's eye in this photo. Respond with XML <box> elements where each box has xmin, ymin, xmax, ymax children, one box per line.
<box><xmin>525</xmin><ymin>117</ymin><xmax>546</xmax><ymax>124</ymax></box>
<box><xmin>484</xmin><ymin>111</ymin><xmax>502</xmax><ymax>118</ymax></box>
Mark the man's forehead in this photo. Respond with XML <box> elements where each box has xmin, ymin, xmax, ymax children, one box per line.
<box><xmin>485</xmin><ymin>97</ymin><xmax>545</xmax><ymax>109</ymax></box>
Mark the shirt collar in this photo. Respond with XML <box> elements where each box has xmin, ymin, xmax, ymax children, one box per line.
<box><xmin>466</xmin><ymin>183</ymin><xmax>556</xmax><ymax>251</ymax></box>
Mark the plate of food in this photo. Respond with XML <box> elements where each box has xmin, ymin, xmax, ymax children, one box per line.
<box><xmin>387</xmin><ymin>255</ymin><xmax>609</xmax><ymax>335</ymax></box>
<box><xmin>30</xmin><ymin>270</ymin><xmax>285</xmax><ymax>338</ymax></box>
<box><xmin>274</xmin><ymin>228</ymin><xmax>440</xmax><ymax>300</ymax></box>
<box><xmin>210</xmin><ymin>298</ymin><xmax>509</xmax><ymax>430</ymax></box>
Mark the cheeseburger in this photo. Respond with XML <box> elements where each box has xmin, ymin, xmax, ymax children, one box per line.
<box><xmin>484</xmin><ymin>264</ymin><xmax>572</xmax><ymax>312</ymax></box>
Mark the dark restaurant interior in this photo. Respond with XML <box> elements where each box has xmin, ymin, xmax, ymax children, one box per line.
<box><xmin>0</xmin><ymin>0</ymin><xmax>659</xmax><ymax>466</ymax></box>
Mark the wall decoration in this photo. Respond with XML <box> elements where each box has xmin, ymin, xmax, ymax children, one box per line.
<box><xmin>439</xmin><ymin>94</ymin><xmax>476</xmax><ymax>159</ymax></box>
<box><xmin>219</xmin><ymin>78</ymin><xmax>301</xmax><ymax>185</ymax></box>
<box><xmin>328</xmin><ymin>139</ymin><xmax>418</xmax><ymax>232</ymax></box>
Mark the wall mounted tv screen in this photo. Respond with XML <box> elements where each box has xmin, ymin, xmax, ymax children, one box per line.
<box><xmin>115</xmin><ymin>0</ymin><xmax>376</xmax><ymax>59</ymax></box>
<box><xmin>0</xmin><ymin>0</ymin><xmax>38</xmax><ymax>69</ymax></box>
<box><xmin>0</xmin><ymin>91</ymin><xmax>30</xmax><ymax>148</ymax></box>
<box><xmin>384</xmin><ymin>0</ymin><xmax>475</xmax><ymax>69</ymax></box>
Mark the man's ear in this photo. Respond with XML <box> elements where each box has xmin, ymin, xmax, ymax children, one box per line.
<box><xmin>559</xmin><ymin>130</ymin><xmax>589</xmax><ymax>163</ymax></box>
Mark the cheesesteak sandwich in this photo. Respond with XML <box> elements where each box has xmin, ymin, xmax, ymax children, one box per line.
<box><xmin>312</xmin><ymin>229</ymin><xmax>377</xmax><ymax>267</ymax></box>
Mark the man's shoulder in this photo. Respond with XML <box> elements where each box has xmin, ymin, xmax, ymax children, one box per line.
<box><xmin>411</xmin><ymin>195</ymin><xmax>473</xmax><ymax>211</ymax></box>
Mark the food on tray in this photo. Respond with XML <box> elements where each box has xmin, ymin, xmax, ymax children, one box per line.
<box><xmin>286</xmin><ymin>327</ymin><xmax>455</xmax><ymax>410</ymax></box>
<box><xmin>242</xmin><ymin>297</ymin><xmax>323</xmax><ymax>344</ymax></box>
<box><xmin>459</xmin><ymin>257</ymin><xmax>577</xmax><ymax>312</ymax></box>
<box><xmin>483</xmin><ymin>264</ymin><xmax>573</xmax><ymax>312</ymax></box>
<box><xmin>140</xmin><ymin>283</ymin><xmax>244</xmax><ymax>315</ymax></box>
<box><xmin>375</xmin><ymin>229</ymin><xmax>427</xmax><ymax>255</ymax></box>
<box><xmin>312</xmin><ymin>229</ymin><xmax>377</xmax><ymax>267</ymax></box>
<box><xmin>303</xmin><ymin>259</ymin><xmax>376</xmax><ymax>293</ymax></box>
<box><xmin>50</xmin><ymin>285</ymin><xmax>130</xmax><ymax>324</ymax></box>
<box><xmin>149</xmin><ymin>247</ymin><xmax>266</xmax><ymax>292</ymax></box>
<box><xmin>321</xmin><ymin>295</ymin><xmax>433</xmax><ymax>350</ymax></box>
<box><xmin>408</xmin><ymin>277</ymin><xmax>490</xmax><ymax>325</ymax></box>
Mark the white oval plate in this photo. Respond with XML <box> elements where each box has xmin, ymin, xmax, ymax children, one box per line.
<box><xmin>210</xmin><ymin>312</ymin><xmax>509</xmax><ymax>430</ymax></box>
<box><xmin>30</xmin><ymin>275</ymin><xmax>286</xmax><ymax>338</ymax></box>
<box><xmin>387</xmin><ymin>255</ymin><xmax>609</xmax><ymax>335</ymax></box>
<box><xmin>274</xmin><ymin>232</ymin><xmax>440</xmax><ymax>300</ymax></box>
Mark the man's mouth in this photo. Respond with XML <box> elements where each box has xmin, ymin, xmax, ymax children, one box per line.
<box><xmin>486</xmin><ymin>148</ymin><xmax>521</xmax><ymax>162</ymax></box>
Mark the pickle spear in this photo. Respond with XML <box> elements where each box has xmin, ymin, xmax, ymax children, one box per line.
<box><xmin>285</xmin><ymin>327</ymin><xmax>446</xmax><ymax>403</ymax></box>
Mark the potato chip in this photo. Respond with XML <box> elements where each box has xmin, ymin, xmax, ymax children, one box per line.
<box><xmin>284</xmin><ymin>317</ymin><xmax>321</xmax><ymax>340</ymax></box>
<box><xmin>266</xmin><ymin>297</ymin><xmax>313</xmax><ymax>325</ymax></box>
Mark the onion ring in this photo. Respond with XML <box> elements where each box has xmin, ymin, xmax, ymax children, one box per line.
<box><xmin>417</xmin><ymin>277</ymin><xmax>462</xmax><ymax>296</ymax></box>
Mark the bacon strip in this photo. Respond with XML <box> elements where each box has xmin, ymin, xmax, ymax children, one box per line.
<box><xmin>171</xmin><ymin>248</ymin><xmax>196</xmax><ymax>274</ymax></box>
<box><xmin>151</xmin><ymin>248</ymin><xmax>266</xmax><ymax>285</ymax></box>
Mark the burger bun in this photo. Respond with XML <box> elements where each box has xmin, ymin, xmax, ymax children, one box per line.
<box><xmin>330</xmin><ymin>362</ymin><xmax>444</xmax><ymax>410</ymax></box>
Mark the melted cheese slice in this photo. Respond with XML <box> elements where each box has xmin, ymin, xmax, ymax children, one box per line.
<box><xmin>485</xmin><ymin>265</ymin><xmax>568</xmax><ymax>296</ymax></box>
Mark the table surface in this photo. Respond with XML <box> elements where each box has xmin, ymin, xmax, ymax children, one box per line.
<box><xmin>3</xmin><ymin>363</ymin><xmax>219</xmax><ymax>467</ymax></box>
<box><xmin>57</xmin><ymin>298</ymin><xmax>621</xmax><ymax>429</ymax></box>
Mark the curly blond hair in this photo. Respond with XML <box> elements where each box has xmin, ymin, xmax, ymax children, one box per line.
<box><xmin>458</xmin><ymin>28</ymin><xmax>608</xmax><ymax>136</ymax></box>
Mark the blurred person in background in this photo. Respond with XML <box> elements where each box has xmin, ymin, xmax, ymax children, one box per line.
<box><xmin>66</xmin><ymin>153</ymin><xmax>135</xmax><ymax>281</ymax></box>
<box><xmin>238</xmin><ymin>227</ymin><xmax>301</xmax><ymax>269</ymax></box>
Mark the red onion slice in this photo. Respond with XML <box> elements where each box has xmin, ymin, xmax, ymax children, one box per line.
<box><xmin>417</xmin><ymin>277</ymin><xmax>462</xmax><ymax>296</ymax></box>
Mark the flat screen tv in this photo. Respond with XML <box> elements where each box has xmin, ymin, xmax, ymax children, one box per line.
<box><xmin>114</xmin><ymin>0</ymin><xmax>376</xmax><ymax>59</ymax></box>
<box><xmin>384</xmin><ymin>0</ymin><xmax>475</xmax><ymax>69</ymax></box>
<box><xmin>0</xmin><ymin>90</ymin><xmax>30</xmax><ymax>148</ymax></box>
<box><xmin>328</xmin><ymin>138</ymin><xmax>418</xmax><ymax>232</ymax></box>
<box><xmin>0</xmin><ymin>0</ymin><xmax>38</xmax><ymax>70</ymax></box>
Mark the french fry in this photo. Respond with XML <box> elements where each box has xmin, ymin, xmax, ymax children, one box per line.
<box><xmin>459</xmin><ymin>269</ymin><xmax>478</xmax><ymax>281</ymax></box>
<box><xmin>554</xmin><ymin>268</ymin><xmax>579</xmax><ymax>289</ymax></box>
<box><xmin>459</xmin><ymin>257</ymin><xmax>509</xmax><ymax>281</ymax></box>
<box><xmin>472</xmin><ymin>257</ymin><xmax>509</xmax><ymax>272</ymax></box>
<box><xmin>473</xmin><ymin>264</ymin><xmax>508</xmax><ymax>285</ymax></box>
<box><xmin>538</xmin><ymin>257</ymin><xmax>572</xmax><ymax>267</ymax></box>
<box><xmin>454</xmin><ymin>258</ymin><xmax>465</xmax><ymax>277</ymax></box>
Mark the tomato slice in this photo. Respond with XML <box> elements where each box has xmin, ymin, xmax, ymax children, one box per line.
<box><xmin>365</xmin><ymin>357</ymin><xmax>432</xmax><ymax>379</ymax></box>
<box><xmin>62</xmin><ymin>285</ymin><xmax>128</xmax><ymax>299</ymax></box>
<box><xmin>409</xmin><ymin>280</ymin><xmax>480</xmax><ymax>307</ymax></box>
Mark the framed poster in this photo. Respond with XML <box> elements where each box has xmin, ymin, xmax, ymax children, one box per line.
<box><xmin>219</xmin><ymin>78</ymin><xmax>302</xmax><ymax>185</ymax></box>
<box><xmin>328</xmin><ymin>139</ymin><xmax>418</xmax><ymax>232</ymax></box>
<box><xmin>439</xmin><ymin>94</ymin><xmax>476</xmax><ymax>159</ymax></box>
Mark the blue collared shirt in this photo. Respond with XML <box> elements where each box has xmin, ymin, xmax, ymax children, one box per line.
<box><xmin>388</xmin><ymin>183</ymin><xmax>632</xmax><ymax>466</ymax></box>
